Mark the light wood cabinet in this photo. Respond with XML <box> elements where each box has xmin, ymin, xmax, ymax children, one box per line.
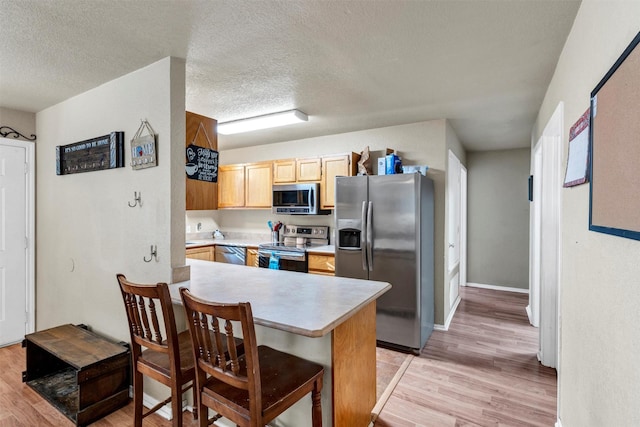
<box><xmin>321</xmin><ymin>153</ymin><xmax>360</xmax><ymax>210</ymax></box>
<box><xmin>186</xmin><ymin>245</ymin><xmax>215</xmax><ymax>261</ymax></box>
<box><xmin>308</xmin><ymin>253</ymin><xmax>335</xmax><ymax>276</ymax></box>
<box><xmin>218</xmin><ymin>162</ymin><xmax>272</xmax><ymax>209</ymax></box>
<box><xmin>297</xmin><ymin>157</ymin><xmax>322</xmax><ymax>182</ymax></box>
<box><xmin>245</xmin><ymin>162</ymin><xmax>272</xmax><ymax>208</ymax></box>
<box><xmin>186</xmin><ymin>112</ymin><xmax>218</xmax><ymax>210</ymax></box>
<box><xmin>246</xmin><ymin>247</ymin><xmax>259</xmax><ymax>267</ymax></box>
<box><xmin>219</xmin><ymin>153</ymin><xmax>357</xmax><ymax>210</ymax></box>
<box><xmin>273</xmin><ymin>159</ymin><xmax>297</xmax><ymax>184</ymax></box>
<box><xmin>273</xmin><ymin>158</ymin><xmax>321</xmax><ymax>184</ymax></box>
<box><xmin>218</xmin><ymin>165</ymin><xmax>246</xmax><ymax>208</ymax></box>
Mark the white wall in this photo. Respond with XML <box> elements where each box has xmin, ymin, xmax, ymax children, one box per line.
<box><xmin>0</xmin><ymin>107</ymin><xmax>36</xmax><ymax>139</ymax></box>
<box><xmin>212</xmin><ymin>119</ymin><xmax>458</xmax><ymax>325</ymax></box>
<box><xmin>35</xmin><ymin>57</ymin><xmax>186</xmax><ymax>342</ymax></box>
<box><xmin>533</xmin><ymin>2</ymin><xmax>640</xmax><ymax>425</ymax></box>
<box><xmin>466</xmin><ymin>148</ymin><xmax>530</xmax><ymax>289</ymax></box>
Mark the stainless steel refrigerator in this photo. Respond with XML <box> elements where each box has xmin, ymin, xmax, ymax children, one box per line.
<box><xmin>335</xmin><ymin>173</ymin><xmax>434</xmax><ymax>352</ymax></box>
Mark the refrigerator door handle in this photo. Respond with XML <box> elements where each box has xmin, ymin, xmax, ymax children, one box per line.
<box><xmin>366</xmin><ymin>201</ymin><xmax>373</xmax><ymax>271</ymax></box>
<box><xmin>361</xmin><ymin>200</ymin><xmax>368</xmax><ymax>271</ymax></box>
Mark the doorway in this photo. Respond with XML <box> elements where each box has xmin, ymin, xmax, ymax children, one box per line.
<box><xmin>447</xmin><ymin>150</ymin><xmax>467</xmax><ymax>320</ymax></box>
<box><xmin>528</xmin><ymin>102</ymin><xmax>563</xmax><ymax>369</ymax></box>
<box><xmin>0</xmin><ymin>138</ymin><xmax>35</xmax><ymax>346</ymax></box>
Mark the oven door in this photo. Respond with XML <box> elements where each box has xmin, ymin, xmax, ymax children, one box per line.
<box><xmin>257</xmin><ymin>249</ymin><xmax>308</xmax><ymax>273</ymax></box>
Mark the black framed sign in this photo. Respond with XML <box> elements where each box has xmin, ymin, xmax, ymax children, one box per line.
<box><xmin>185</xmin><ymin>144</ymin><xmax>218</xmax><ymax>182</ymax></box>
<box><xmin>589</xmin><ymin>31</ymin><xmax>640</xmax><ymax>241</ymax></box>
<box><xmin>56</xmin><ymin>132</ymin><xmax>125</xmax><ymax>175</ymax></box>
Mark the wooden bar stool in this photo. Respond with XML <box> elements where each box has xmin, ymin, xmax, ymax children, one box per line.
<box><xmin>117</xmin><ymin>274</ymin><xmax>197</xmax><ymax>427</ymax></box>
<box><xmin>180</xmin><ymin>287</ymin><xmax>325</xmax><ymax>427</ymax></box>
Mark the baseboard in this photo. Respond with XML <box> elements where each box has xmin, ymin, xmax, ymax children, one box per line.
<box><xmin>526</xmin><ymin>304</ymin><xmax>533</xmax><ymax>322</ymax></box>
<box><xmin>466</xmin><ymin>282</ymin><xmax>528</xmax><ymax>294</ymax></box>
<box><xmin>434</xmin><ymin>294</ymin><xmax>461</xmax><ymax>331</ymax></box>
<box><xmin>555</xmin><ymin>418</ymin><xmax>563</xmax><ymax>427</ymax></box>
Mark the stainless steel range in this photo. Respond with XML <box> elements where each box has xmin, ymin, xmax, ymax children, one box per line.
<box><xmin>257</xmin><ymin>225</ymin><xmax>329</xmax><ymax>272</ymax></box>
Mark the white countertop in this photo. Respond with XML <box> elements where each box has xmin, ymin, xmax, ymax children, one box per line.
<box><xmin>185</xmin><ymin>238</ymin><xmax>262</xmax><ymax>248</ymax></box>
<box><xmin>186</xmin><ymin>240</ymin><xmax>336</xmax><ymax>254</ymax></box>
<box><xmin>306</xmin><ymin>245</ymin><xmax>335</xmax><ymax>255</ymax></box>
<box><xmin>170</xmin><ymin>259</ymin><xmax>390</xmax><ymax>338</ymax></box>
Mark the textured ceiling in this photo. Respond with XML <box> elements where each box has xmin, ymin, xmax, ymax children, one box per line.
<box><xmin>0</xmin><ymin>0</ymin><xmax>580</xmax><ymax>151</ymax></box>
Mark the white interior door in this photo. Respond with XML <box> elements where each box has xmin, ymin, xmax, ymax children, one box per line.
<box><xmin>448</xmin><ymin>150</ymin><xmax>462</xmax><ymax>307</ymax></box>
<box><xmin>528</xmin><ymin>144</ymin><xmax>543</xmax><ymax>328</ymax></box>
<box><xmin>529</xmin><ymin>102</ymin><xmax>563</xmax><ymax>369</ymax></box>
<box><xmin>460</xmin><ymin>166</ymin><xmax>467</xmax><ymax>288</ymax></box>
<box><xmin>0</xmin><ymin>138</ymin><xmax>33</xmax><ymax>346</ymax></box>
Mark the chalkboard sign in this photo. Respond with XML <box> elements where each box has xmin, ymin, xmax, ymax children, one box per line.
<box><xmin>185</xmin><ymin>144</ymin><xmax>218</xmax><ymax>182</ymax></box>
<box><xmin>56</xmin><ymin>132</ymin><xmax>124</xmax><ymax>175</ymax></box>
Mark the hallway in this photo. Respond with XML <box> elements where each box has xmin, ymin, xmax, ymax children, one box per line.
<box><xmin>374</xmin><ymin>286</ymin><xmax>557</xmax><ymax>426</ymax></box>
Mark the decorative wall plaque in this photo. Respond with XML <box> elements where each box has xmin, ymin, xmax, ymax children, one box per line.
<box><xmin>56</xmin><ymin>132</ymin><xmax>124</xmax><ymax>175</ymax></box>
<box><xmin>130</xmin><ymin>120</ymin><xmax>157</xmax><ymax>170</ymax></box>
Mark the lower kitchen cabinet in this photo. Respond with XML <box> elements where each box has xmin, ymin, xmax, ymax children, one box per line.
<box><xmin>246</xmin><ymin>247</ymin><xmax>259</xmax><ymax>267</ymax></box>
<box><xmin>186</xmin><ymin>245</ymin><xmax>215</xmax><ymax>261</ymax></box>
<box><xmin>308</xmin><ymin>253</ymin><xmax>335</xmax><ymax>276</ymax></box>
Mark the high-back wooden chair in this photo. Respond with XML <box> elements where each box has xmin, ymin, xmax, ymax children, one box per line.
<box><xmin>180</xmin><ymin>287</ymin><xmax>325</xmax><ymax>427</ymax></box>
<box><xmin>117</xmin><ymin>274</ymin><xmax>197</xmax><ymax>427</ymax></box>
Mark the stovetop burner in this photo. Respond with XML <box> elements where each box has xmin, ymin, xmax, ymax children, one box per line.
<box><xmin>259</xmin><ymin>225</ymin><xmax>330</xmax><ymax>253</ymax></box>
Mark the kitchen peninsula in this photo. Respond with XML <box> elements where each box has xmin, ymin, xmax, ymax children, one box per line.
<box><xmin>169</xmin><ymin>259</ymin><xmax>391</xmax><ymax>427</ymax></box>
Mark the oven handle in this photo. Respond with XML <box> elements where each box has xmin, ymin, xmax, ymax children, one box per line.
<box><xmin>258</xmin><ymin>250</ymin><xmax>306</xmax><ymax>260</ymax></box>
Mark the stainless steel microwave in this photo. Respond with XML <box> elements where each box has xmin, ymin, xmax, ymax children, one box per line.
<box><xmin>272</xmin><ymin>183</ymin><xmax>327</xmax><ymax>215</ymax></box>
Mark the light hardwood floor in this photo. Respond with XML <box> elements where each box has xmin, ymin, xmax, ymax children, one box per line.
<box><xmin>0</xmin><ymin>286</ymin><xmax>555</xmax><ymax>426</ymax></box>
<box><xmin>374</xmin><ymin>286</ymin><xmax>557</xmax><ymax>426</ymax></box>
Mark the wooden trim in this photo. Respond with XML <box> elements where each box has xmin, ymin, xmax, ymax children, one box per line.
<box><xmin>434</xmin><ymin>294</ymin><xmax>461</xmax><ymax>331</ymax></box>
<box><xmin>332</xmin><ymin>301</ymin><xmax>376</xmax><ymax>427</ymax></box>
<box><xmin>465</xmin><ymin>282</ymin><xmax>529</xmax><ymax>294</ymax></box>
<box><xmin>370</xmin><ymin>353</ymin><xmax>413</xmax><ymax>422</ymax></box>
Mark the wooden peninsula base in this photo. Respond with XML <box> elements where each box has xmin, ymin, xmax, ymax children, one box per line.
<box><xmin>332</xmin><ymin>300</ymin><xmax>377</xmax><ymax>426</ymax></box>
<box><xmin>169</xmin><ymin>259</ymin><xmax>390</xmax><ymax>427</ymax></box>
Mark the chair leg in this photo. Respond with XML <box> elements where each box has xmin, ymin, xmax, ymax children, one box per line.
<box><xmin>311</xmin><ymin>377</ymin><xmax>323</xmax><ymax>427</ymax></box>
<box><xmin>199</xmin><ymin>401</ymin><xmax>208</xmax><ymax>427</ymax></box>
<box><xmin>171</xmin><ymin>383</ymin><xmax>183</xmax><ymax>427</ymax></box>
<box><xmin>133</xmin><ymin>370</ymin><xmax>143</xmax><ymax>427</ymax></box>
<box><xmin>192</xmin><ymin>380</ymin><xmax>198</xmax><ymax>421</ymax></box>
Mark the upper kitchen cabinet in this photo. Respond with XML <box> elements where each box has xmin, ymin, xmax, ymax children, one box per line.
<box><xmin>218</xmin><ymin>164</ymin><xmax>245</xmax><ymax>208</ymax></box>
<box><xmin>321</xmin><ymin>152</ymin><xmax>360</xmax><ymax>210</ymax></box>
<box><xmin>245</xmin><ymin>162</ymin><xmax>272</xmax><ymax>208</ymax></box>
<box><xmin>297</xmin><ymin>157</ymin><xmax>322</xmax><ymax>182</ymax></box>
<box><xmin>218</xmin><ymin>162</ymin><xmax>272</xmax><ymax>209</ymax></box>
<box><xmin>186</xmin><ymin>111</ymin><xmax>218</xmax><ymax>210</ymax></box>
<box><xmin>273</xmin><ymin>159</ymin><xmax>297</xmax><ymax>184</ymax></box>
<box><xmin>272</xmin><ymin>158</ymin><xmax>322</xmax><ymax>184</ymax></box>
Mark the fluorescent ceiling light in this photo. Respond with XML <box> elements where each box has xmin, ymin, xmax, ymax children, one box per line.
<box><xmin>217</xmin><ymin>109</ymin><xmax>308</xmax><ymax>135</ymax></box>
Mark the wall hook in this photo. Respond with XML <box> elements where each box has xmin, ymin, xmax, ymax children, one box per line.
<box><xmin>128</xmin><ymin>191</ymin><xmax>142</xmax><ymax>207</ymax></box>
<box><xmin>143</xmin><ymin>245</ymin><xmax>158</xmax><ymax>263</ymax></box>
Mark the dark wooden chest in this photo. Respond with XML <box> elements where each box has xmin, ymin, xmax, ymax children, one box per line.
<box><xmin>22</xmin><ymin>324</ymin><xmax>130</xmax><ymax>426</ymax></box>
